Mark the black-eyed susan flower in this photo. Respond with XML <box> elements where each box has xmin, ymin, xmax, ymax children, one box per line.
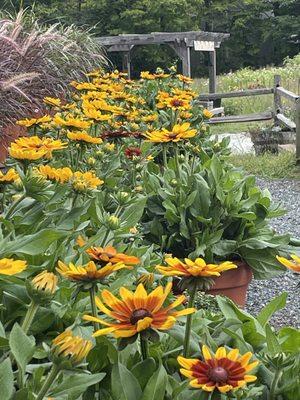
<box><xmin>156</xmin><ymin>257</ymin><xmax>237</xmax><ymax>278</ymax></box>
<box><xmin>17</xmin><ymin>115</ymin><xmax>52</xmax><ymax>127</ymax></box>
<box><xmin>67</xmin><ymin>130</ymin><xmax>103</xmax><ymax>144</ymax></box>
<box><xmin>56</xmin><ymin>260</ymin><xmax>130</xmax><ymax>283</ymax></box>
<box><xmin>145</xmin><ymin>123</ymin><xmax>197</xmax><ymax>143</ymax></box>
<box><xmin>51</xmin><ymin>330</ymin><xmax>92</xmax><ymax>367</ymax></box>
<box><xmin>276</xmin><ymin>254</ymin><xmax>300</xmax><ymax>273</ymax></box>
<box><xmin>83</xmin><ymin>282</ymin><xmax>195</xmax><ymax>338</ymax></box>
<box><xmin>9</xmin><ymin>136</ymin><xmax>67</xmax><ymax>160</ymax></box>
<box><xmin>85</xmin><ymin>245</ymin><xmax>140</xmax><ymax>266</ymax></box>
<box><xmin>178</xmin><ymin>345</ymin><xmax>258</xmax><ymax>393</ymax></box>
<box><xmin>203</xmin><ymin>109</ymin><xmax>214</xmax><ymax>119</ymax></box>
<box><xmin>71</xmin><ymin>171</ymin><xmax>103</xmax><ymax>192</ymax></box>
<box><xmin>53</xmin><ymin>115</ymin><xmax>91</xmax><ymax>130</ymax></box>
<box><xmin>44</xmin><ymin>97</ymin><xmax>61</xmax><ymax>107</ymax></box>
<box><xmin>0</xmin><ymin>168</ymin><xmax>19</xmax><ymax>184</ymax></box>
<box><xmin>36</xmin><ymin>165</ymin><xmax>73</xmax><ymax>184</ymax></box>
<box><xmin>0</xmin><ymin>258</ymin><xmax>27</xmax><ymax>275</ymax></box>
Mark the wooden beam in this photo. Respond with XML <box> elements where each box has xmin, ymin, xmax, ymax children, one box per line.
<box><xmin>276</xmin><ymin>113</ymin><xmax>296</xmax><ymax>129</ymax></box>
<box><xmin>276</xmin><ymin>87</ymin><xmax>299</xmax><ymax>103</ymax></box>
<box><xmin>198</xmin><ymin>87</ymin><xmax>273</xmax><ymax>100</ymax></box>
<box><xmin>207</xmin><ymin>111</ymin><xmax>273</xmax><ymax>124</ymax></box>
<box><xmin>296</xmin><ymin>99</ymin><xmax>300</xmax><ymax>164</ymax></box>
<box><xmin>208</xmin><ymin>50</ymin><xmax>216</xmax><ymax>93</ymax></box>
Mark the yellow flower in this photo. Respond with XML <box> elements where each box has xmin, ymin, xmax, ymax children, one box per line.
<box><xmin>0</xmin><ymin>258</ymin><xmax>27</xmax><ymax>275</ymax></box>
<box><xmin>44</xmin><ymin>97</ymin><xmax>61</xmax><ymax>107</ymax></box>
<box><xmin>9</xmin><ymin>136</ymin><xmax>67</xmax><ymax>160</ymax></box>
<box><xmin>51</xmin><ymin>330</ymin><xmax>92</xmax><ymax>366</ymax></box>
<box><xmin>145</xmin><ymin>123</ymin><xmax>197</xmax><ymax>143</ymax></box>
<box><xmin>85</xmin><ymin>245</ymin><xmax>140</xmax><ymax>266</ymax></box>
<box><xmin>156</xmin><ymin>257</ymin><xmax>237</xmax><ymax>277</ymax></box>
<box><xmin>140</xmin><ymin>71</ymin><xmax>156</xmax><ymax>80</ymax></box>
<box><xmin>103</xmin><ymin>143</ymin><xmax>115</xmax><ymax>152</ymax></box>
<box><xmin>157</xmin><ymin>96</ymin><xmax>191</xmax><ymax>111</ymax></box>
<box><xmin>17</xmin><ymin>115</ymin><xmax>52</xmax><ymax>127</ymax></box>
<box><xmin>203</xmin><ymin>109</ymin><xmax>214</xmax><ymax>119</ymax></box>
<box><xmin>72</xmin><ymin>171</ymin><xmax>103</xmax><ymax>191</ymax></box>
<box><xmin>67</xmin><ymin>130</ymin><xmax>102</xmax><ymax>144</ymax></box>
<box><xmin>276</xmin><ymin>254</ymin><xmax>300</xmax><ymax>273</ymax></box>
<box><xmin>178</xmin><ymin>345</ymin><xmax>258</xmax><ymax>393</ymax></box>
<box><xmin>176</xmin><ymin>74</ymin><xmax>193</xmax><ymax>84</ymax></box>
<box><xmin>82</xmin><ymin>107</ymin><xmax>111</xmax><ymax>121</ymax></box>
<box><xmin>53</xmin><ymin>115</ymin><xmax>91</xmax><ymax>130</ymax></box>
<box><xmin>31</xmin><ymin>271</ymin><xmax>58</xmax><ymax>294</ymax></box>
<box><xmin>56</xmin><ymin>260</ymin><xmax>129</xmax><ymax>282</ymax></box>
<box><xmin>0</xmin><ymin>168</ymin><xmax>19</xmax><ymax>183</ymax></box>
<box><xmin>83</xmin><ymin>282</ymin><xmax>195</xmax><ymax>338</ymax></box>
<box><xmin>36</xmin><ymin>165</ymin><xmax>73</xmax><ymax>184</ymax></box>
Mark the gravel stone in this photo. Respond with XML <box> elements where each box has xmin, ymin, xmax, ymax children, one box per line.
<box><xmin>245</xmin><ymin>178</ymin><xmax>300</xmax><ymax>329</ymax></box>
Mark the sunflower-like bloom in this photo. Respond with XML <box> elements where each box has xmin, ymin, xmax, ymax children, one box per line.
<box><xmin>140</xmin><ymin>71</ymin><xmax>156</xmax><ymax>80</ymax></box>
<box><xmin>53</xmin><ymin>115</ymin><xmax>91</xmax><ymax>130</ymax></box>
<box><xmin>44</xmin><ymin>97</ymin><xmax>61</xmax><ymax>107</ymax></box>
<box><xmin>145</xmin><ymin>123</ymin><xmax>197</xmax><ymax>143</ymax></box>
<box><xmin>157</xmin><ymin>257</ymin><xmax>237</xmax><ymax>277</ymax></box>
<box><xmin>86</xmin><ymin>245</ymin><xmax>140</xmax><ymax>266</ymax></box>
<box><xmin>157</xmin><ymin>96</ymin><xmax>192</xmax><ymax>111</ymax></box>
<box><xmin>0</xmin><ymin>258</ymin><xmax>27</xmax><ymax>275</ymax></box>
<box><xmin>203</xmin><ymin>109</ymin><xmax>214</xmax><ymax>119</ymax></box>
<box><xmin>72</xmin><ymin>171</ymin><xmax>103</xmax><ymax>191</ymax></box>
<box><xmin>0</xmin><ymin>168</ymin><xmax>19</xmax><ymax>183</ymax></box>
<box><xmin>178</xmin><ymin>345</ymin><xmax>258</xmax><ymax>393</ymax></box>
<box><xmin>276</xmin><ymin>254</ymin><xmax>300</xmax><ymax>273</ymax></box>
<box><xmin>31</xmin><ymin>271</ymin><xmax>58</xmax><ymax>294</ymax></box>
<box><xmin>177</xmin><ymin>74</ymin><xmax>193</xmax><ymax>84</ymax></box>
<box><xmin>56</xmin><ymin>260</ymin><xmax>130</xmax><ymax>282</ymax></box>
<box><xmin>52</xmin><ymin>330</ymin><xmax>92</xmax><ymax>366</ymax></box>
<box><xmin>36</xmin><ymin>165</ymin><xmax>73</xmax><ymax>184</ymax></box>
<box><xmin>9</xmin><ymin>136</ymin><xmax>67</xmax><ymax>160</ymax></box>
<box><xmin>83</xmin><ymin>282</ymin><xmax>195</xmax><ymax>338</ymax></box>
<box><xmin>17</xmin><ymin>115</ymin><xmax>52</xmax><ymax>127</ymax></box>
<box><xmin>67</xmin><ymin>130</ymin><xmax>102</xmax><ymax>144</ymax></box>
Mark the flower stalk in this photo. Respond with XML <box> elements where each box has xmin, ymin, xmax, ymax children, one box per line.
<box><xmin>21</xmin><ymin>300</ymin><xmax>39</xmax><ymax>334</ymax></box>
<box><xmin>89</xmin><ymin>284</ymin><xmax>100</xmax><ymax>332</ymax></box>
<box><xmin>36</xmin><ymin>364</ymin><xmax>61</xmax><ymax>400</ymax></box>
<box><xmin>183</xmin><ymin>281</ymin><xmax>198</xmax><ymax>357</ymax></box>
<box><xmin>270</xmin><ymin>369</ymin><xmax>282</xmax><ymax>400</ymax></box>
<box><xmin>140</xmin><ymin>334</ymin><xmax>149</xmax><ymax>360</ymax></box>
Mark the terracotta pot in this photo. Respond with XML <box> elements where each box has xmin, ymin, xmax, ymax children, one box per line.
<box><xmin>206</xmin><ymin>261</ymin><xmax>252</xmax><ymax>308</ymax></box>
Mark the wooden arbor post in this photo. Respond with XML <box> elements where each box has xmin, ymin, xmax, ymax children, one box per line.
<box><xmin>169</xmin><ymin>40</ymin><xmax>191</xmax><ymax>77</ymax></box>
<box><xmin>209</xmin><ymin>50</ymin><xmax>217</xmax><ymax>93</ymax></box>
<box><xmin>122</xmin><ymin>51</ymin><xmax>131</xmax><ymax>79</ymax></box>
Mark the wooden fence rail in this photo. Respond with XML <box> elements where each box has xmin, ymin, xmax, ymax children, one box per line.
<box><xmin>199</xmin><ymin>74</ymin><xmax>300</xmax><ymax>164</ymax></box>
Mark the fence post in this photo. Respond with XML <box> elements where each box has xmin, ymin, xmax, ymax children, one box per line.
<box><xmin>296</xmin><ymin>98</ymin><xmax>300</xmax><ymax>165</ymax></box>
<box><xmin>274</xmin><ymin>75</ymin><xmax>282</xmax><ymax>125</ymax></box>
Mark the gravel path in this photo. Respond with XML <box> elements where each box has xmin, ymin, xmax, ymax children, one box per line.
<box><xmin>246</xmin><ymin>178</ymin><xmax>300</xmax><ymax>329</ymax></box>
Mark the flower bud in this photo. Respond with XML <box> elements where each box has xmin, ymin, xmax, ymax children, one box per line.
<box><xmin>107</xmin><ymin>215</ymin><xmax>120</xmax><ymax>230</ymax></box>
<box><xmin>27</xmin><ymin>271</ymin><xmax>58</xmax><ymax>305</ymax></box>
<box><xmin>87</xmin><ymin>157</ymin><xmax>96</xmax><ymax>166</ymax></box>
<box><xmin>116</xmin><ymin>191</ymin><xmax>130</xmax><ymax>205</ymax></box>
<box><xmin>170</xmin><ymin>179</ymin><xmax>178</xmax><ymax>187</ymax></box>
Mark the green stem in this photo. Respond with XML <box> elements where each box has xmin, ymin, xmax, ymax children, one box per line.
<box><xmin>140</xmin><ymin>334</ymin><xmax>149</xmax><ymax>360</ymax></box>
<box><xmin>270</xmin><ymin>369</ymin><xmax>282</xmax><ymax>400</ymax></box>
<box><xmin>115</xmin><ymin>205</ymin><xmax>122</xmax><ymax>218</ymax></box>
<box><xmin>21</xmin><ymin>301</ymin><xmax>39</xmax><ymax>334</ymax></box>
<box><xmin>5</xmin><ymin>193</ymin><xmax>26</xmax><ymax>220</ymax></box>
<box><xmin>101</xmin><ymin>228</ymin><xmax>110</xmax><ymax>247</ymax></box>
<box><xmin>89</xmin><ymin>285</ymin><xmax>100</xmax><ymax>332</ymax></box>
<box><xmin>191</xmin><ymin>155</ymin><xmax>196</xmax><ymax>174</ymax></box>
<box><xmin>183</xmin><ymin>282</ymin><xmax>197</xmax><ymax>357</ymax></box>
<box><xmin>36</xmin><ymin>364</ymin><xmax>61</xmax><ymax>400</ymax></box>
<box><xmin>162</xmin><ymin>145</ymin><xmax>168</xmax><ymax>169</ymax></box>
<box><xmin>174</xmin><ymin>146</ymin><xmax>180</xmax><ymax>180</ymax></box>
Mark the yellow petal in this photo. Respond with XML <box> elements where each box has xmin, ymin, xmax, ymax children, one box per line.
<box><xmin>177</xmin><ymin>356</ymin><xmax>198</xmax><ymax>369</ymax></box>
<box><xmin>215</xmin><ymin>347</ymin><xmax>227</xmax><ymax>359</ymax></box>
<box><xmin>202</xmin><ymin>345</ymin><xmax>212</xmax><ymax>361</ymax></box>
<box><xmin>227</xmin><ymin>348</ymin><xmax>239</xmax><ymax>361</ymax></box>
<box><xmin>136</xmin><ymin>317</ymin><xmax>153</xmax><ymax>332</ymax></box>
<box><xmin>218</xmin><ymin>385</ymin><xmax>233</xmax><ymax>393</ymax></box>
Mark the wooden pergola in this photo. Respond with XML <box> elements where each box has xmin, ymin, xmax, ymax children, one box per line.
<box><xmin>97</xmin><ymin>31</ymin><xmax>230</xmax><ymax>93</ymax></box>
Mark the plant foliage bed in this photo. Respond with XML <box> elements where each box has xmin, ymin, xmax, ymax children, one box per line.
<box><xmin>0</xmin><ymin>69</ymin><xmax>299</xmax><ymax>400</ymax></box>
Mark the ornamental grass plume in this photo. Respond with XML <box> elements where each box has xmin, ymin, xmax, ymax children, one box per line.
<box><xmin>276</xmin><ymin>254</ymin><xmax>300</xmax><ymax>273</ymax></box>
<box><xmin>178</xmin><ymin>345</ymin><xmax>258</xmax><ymax>393</ymax></box>
<box><xmin>0</xmin><ymin>258</ymin><xmax>27</xmax><ymax>275</ymax></box>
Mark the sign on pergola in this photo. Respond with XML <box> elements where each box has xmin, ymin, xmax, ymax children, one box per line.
<box><xmin>96</xmin><ymin>31</ymin><xmax>230</xmax><ymax>93</ymax></box>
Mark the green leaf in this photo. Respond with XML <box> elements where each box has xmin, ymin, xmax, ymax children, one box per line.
<box><xmin>141</xmin><ymin>363</ymin><xmax>168</xmax><ymax>400</ymax></box>
<box><xmin>0</xmin><ymin>359</ymin><xmax>14</xmax><ymax>400</ymax></box>
<box><xmin>121</xmin><ymin>197</ymin><xmax>147</xmax><ymax>228</ymax></box>
<box><xmin>131</xmin><ymin>358</ymin><xmax>157</xmax><ymax>390</ymax></box>
<box><xmin>265</xmin><ymin>324</ymin><xmax>281</xmax><ymax>355</ymax></box>
<box><xmin>257</xmin><ymin>292</ymin><xmax>287</xmax><ymax>327</ymax></box>
<box><xmin>111</xmin><ymin>362</ymin><xmax>142</xmax><ymax>400</ymax></box>
<box><xmin>9</xmin><ymin>323</ymin><xmax>35</xmax><ymax>373</ymax></box>
<box><xmin>0</xmin><ymin>229</ymin><xmax>67</xmax><ymax>256</ymax></box>
<box><xmin>278</xmin><ymin>327</ymin><xmax>300</xmax><ymax>353</ymax></box>
<box><xmin>50</xmin><ymin>372</ymin><xmax>105</xmax><ymax>397</ymax></box>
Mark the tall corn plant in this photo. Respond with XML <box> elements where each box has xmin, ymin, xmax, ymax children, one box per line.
<box><xmin>0</xmin><ymin>10</ymin><xmax>107</xmax><ymax>129</ymax></box>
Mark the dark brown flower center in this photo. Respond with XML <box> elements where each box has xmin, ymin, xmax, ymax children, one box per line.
<box><xmin>171</xmin><ymin>99</ymin><xmax>184</xmax><ymax>107</ymax></box>
<box><xmin>130</xmin><ymin>308</ymin><xmax>152</xmax><ymax>324</ymax></box>
<box><xmin>209</xmin><ymin>366</ymin><xmax>229</xmax><ymax>383</ymax></box>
